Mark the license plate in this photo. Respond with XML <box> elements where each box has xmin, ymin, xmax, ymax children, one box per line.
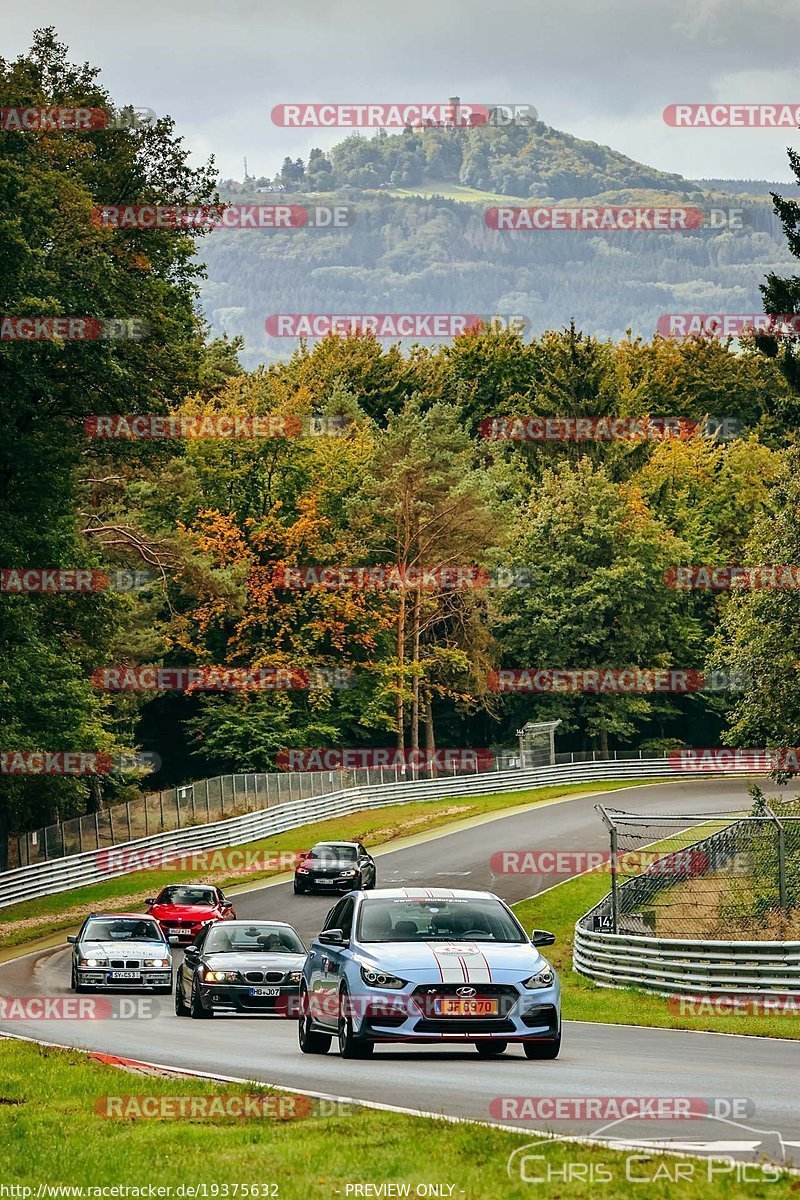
<box><xmin>249</xmin><ymin>987</ymin><xmax>280</xmax><ymax>997</ymax></box>
<box><xmin>168</xmin><ymin>928</ymin><xmax>185</xmax><ymax>934</ymax></box>
<box><xmin>109</xmin><ymin>971</ymin><xmax>141</xmax><ymax>980</ymax></box>
<box><xmin>434</xmin><ymin>997</ymin><xmax>499</xmax><ymax>1017</ymax></box>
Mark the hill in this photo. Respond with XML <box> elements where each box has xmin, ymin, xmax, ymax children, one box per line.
<box><xmin>199</xmin><ymin>123</ymin><xmax>795</xmax><ymax>368</ymax></box>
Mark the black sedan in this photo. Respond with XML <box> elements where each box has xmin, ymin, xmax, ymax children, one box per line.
<box><xmin>175</xmin><ymin>920</ymin><xmax>306</xmax><ymax>1018</ymax></box>
<box><xmin>293</xmin><ymin>840</ymin><xmax>377</xmax><ymax>894</ymax></box>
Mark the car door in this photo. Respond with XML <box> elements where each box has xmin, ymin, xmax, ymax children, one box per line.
<box><xmin>314</xmin><ymin>896</ymin><xmax>355</xmax><ymax>1028</ymax></box>
<box><xmin>357</xmin><ymin>843</ymin><xmax>375</xmax><ymax>886</ymax></box>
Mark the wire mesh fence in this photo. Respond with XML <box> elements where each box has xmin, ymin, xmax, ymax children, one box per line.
<box><xmin>8</xmin><ymin>745</ymin><xmax>661</xmax><ymax>869</ymax></box>
<box><xmin>591</xmin><ymin>798</ymin><xmax>800</xmax><ymax>940</ymax></box>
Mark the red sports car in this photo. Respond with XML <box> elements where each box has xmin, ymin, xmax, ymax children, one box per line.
<box><xmin>146</xmin><ymin>884</ymin><xmax>236</xmax><ymax>944</ymax></box>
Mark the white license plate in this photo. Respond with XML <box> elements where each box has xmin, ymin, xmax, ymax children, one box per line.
<box><xmin>109</xmin><ymin>971</ymin><xmax>140</xmax><ymax>980</ymax></box>
<box><xmin>168</xmin><ymin>928</ymin><xmax>185</xmax><ymax>934</ymax></box>
<box><xmin>249</xmin><ymin>987</ymin><xmax>280</xmax><ymax>997</ymax></box>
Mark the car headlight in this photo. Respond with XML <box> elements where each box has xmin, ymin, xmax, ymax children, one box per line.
<box><xmin>297</xmin><ymin>866</ymin><xmax>309</xmax><ymax>874</ymax></box>
<box><xmin>340</xmin><ymin>869</ymin><xmax>358</xmax><ymax>877</ymax></box>
<box><xmin>287</xmin><ymin>971</ymin><xmax>302</xmax><ymax>984</ymax></box>
<box><xmin>205</xmin><ymin>970</ymin><xmax>239</xmax><ymax>983</ymax></box>
<box><xmin>144</xmin><ymin>958</ymin><xmax>170</xmax><ymax>968</ymax></box>
<box><xmin>79</xmin><ymin>957</ymin><xmax>108</xmax><ymax>968</ymax></box>
<box><xmin>360</xmin><ymin>966</ymin><xmax>407</xmax><ymax>989</ymax></box>
<box><xmin>522</xmin><ymin>967</ymin><xmax>555</xmax><ymax>989</ymax></box>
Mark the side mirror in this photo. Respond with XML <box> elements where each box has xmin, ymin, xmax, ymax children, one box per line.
<box><xmin>145</xmin><ymin>898</ymin><xmax>155</xmax><ymax>906</ymax></box>
<box><xmin>168</xmin><ymin>935</ymin><xmax>180</xmax><ymax>945</ymax></box>
<box><xmin>183</xmin><ymin>944</ymin><xmax>199</xmax><ymax>957</ymax></box>
<box><xmin>66</xmin><ymin>935</ymin><xmax>77</xmax><ymax>944</ymax></box>
<box><xmin>319</xmin><ymin>929</ymin><xmax>348</xmax><ymax>947</ymax></box>
<box><xmin>220</xmin><ymin>901</ymin><xmax>233</xmax><ymax>910</ymax></box>
<box><xmin>531</xmin><ymin>929</ymin><xmax>556</xmax><ymax>947</ymax></box>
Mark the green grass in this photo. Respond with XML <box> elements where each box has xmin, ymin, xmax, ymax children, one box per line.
<box><xmin>0</xmin><ymin>779</ymin><xmax>655</xmax><ymax>953</ymax></box>
<box><xmin>0</xmin><ymin>1038</ymin><xmax>791</xmax><ymax>1196</ymax></box>
<box><xmin>512</xmin><ymin>858</ymin><xmax>800</xmax><ymax>1039</ymax></box>
<box><xmin>375</xmin><ymin>180</ymin><xmax>517</xmax><ymax>204</ymax></box>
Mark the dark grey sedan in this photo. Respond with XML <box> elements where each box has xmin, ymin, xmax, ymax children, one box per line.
<box><xmin>175</xmin><ymin>920</ymin><xmax>306</xmax><ymax>1018</ymax></box>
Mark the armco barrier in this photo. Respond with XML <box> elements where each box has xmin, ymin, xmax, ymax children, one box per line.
<box><xmin>573</xmin><ymin>922</ymin><xmax>800</xmax><ymax>995</ymax></box>
<box><xmin>0</xmin><ymin>757</ymin><xmax>681</xmax><ymax>909</ymax></box>
<box><xmin>574</xmin><ymin>816</ymin><xmax>800</xmax><ymax>995</ymax></box>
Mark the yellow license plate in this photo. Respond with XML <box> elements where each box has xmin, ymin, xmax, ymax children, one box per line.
<box><xmin>435</xmin><ymin>997</ymin><xmax>499</xmax><ymax>1017</ymax></box>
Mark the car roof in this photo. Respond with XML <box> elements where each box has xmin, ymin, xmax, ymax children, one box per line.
<box><xmin>220</xmin><ymin>920</ymin><xmax>297</xmax><ymax>929</ymax></box>
<box><xmin>85</xmin><ymin>912</ymin><xmax>159</xmax><ymax>919</ymax></box>
<box><xmin>356</xmin><ymin>887</ymin><xmax>499</xmax><ymax>901</ymax></box>
<box><xmin>312</xmin><ymin>840</ymin><xmax>360</xmax><ymax>847</ymax></box>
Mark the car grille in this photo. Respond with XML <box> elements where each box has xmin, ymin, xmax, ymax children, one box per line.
<box><xmin>243</xmin><ymin>970</ymin><xmax>287</xmax><ymax>984</ymax></box>
<box><xmin>413</xmin><ymin>1017</ymin><xmax>517</xmax><ymax>1034</ymax></box>
<box><xmin>411</xmin><ymin>983</ymin><xmax>519</xmax><ymax>1019</ymax></box>
<box><xmin>110</xmin><ymin>959</ymin><xmax>141</xmax><ymax>968</ymax></box>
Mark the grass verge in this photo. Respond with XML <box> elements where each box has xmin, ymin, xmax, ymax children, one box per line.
<box><xmin>0</xmin><ymin>779</ymin><xmax>655</xmax><ymax>953</ymax></box>
<box><xmin>513</xmin><ymin>865</ymin><xmax>800</xmax><ymax>1039</ymax></box>
<box><xmin>0</xmin><ymin>1037</ymin><xmax>791</xmax><ymax>1196</ymax></box>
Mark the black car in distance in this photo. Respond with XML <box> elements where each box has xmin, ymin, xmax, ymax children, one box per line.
<box><xmin>293</xmin><ymin>841</ymin><xmax>376</xmax><ymax>894</ymax></box>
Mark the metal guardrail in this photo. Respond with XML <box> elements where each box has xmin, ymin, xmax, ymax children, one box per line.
<box><xmin>0</xmin><ymin>756</ymin><xmax>682</xmax><ymax>909</ymax></box>
<box><xmin>10</xmin><ymin>748</ymin><xmax>651</xmax><ymax>868</ymax></box>
<box><xmin>573</xmin><ymin>923</ymin><xmax>800</xmax><ymax>995</ymax></box>
<box><xmin>574</xmin><ymin>814</ymin><xmax>800</xmax><ymax>995</ymax></box>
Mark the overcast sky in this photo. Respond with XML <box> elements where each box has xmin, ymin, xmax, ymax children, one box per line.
<box><xmin>5</xmin><ymin>0</ymin><xmax>800</xmax><ymax>182</ymax></box>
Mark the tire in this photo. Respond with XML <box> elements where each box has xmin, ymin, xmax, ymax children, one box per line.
<box><xmin>70</xmin><ymin>963</ymin><xmax>88</xmax><ymax>994</ymax></box>
<box><xmin>337</xmin><ymin>988</ymin><xmax>374</xmax><ymax>1059</ymax></box>
<box><xmin>475</xmin><ymin>1041</ymin><xmax>508</xmax><ymax>1057</ymax></box>
<box><xmin>293</xmin><ymin>880</ymin><xmax>305</xmax><ymax>895</ymax></box>
<box><xmin>298</xmin><ymin>990</ymin><xmax>331</xmax><ymax>1054</ymax></box>
<box><xmin>174</xmin><ymin>975</ymin><xmax>189</xmax><ymax>1016</ymax></box>
<box><xmin>523</xmin><ymin>1033</ymin><xmax>561</xmax><ymax>1060</ymax></box>
<box><xmin>190</xmin><ymin>979</ymin><xmax>211</xmax><ymax>1019</ymax></box>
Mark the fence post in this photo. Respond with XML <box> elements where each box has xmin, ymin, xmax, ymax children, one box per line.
<box><xmin>767</xmin><ymin>806</ymin><xmax>791</xmax><ymax>907</ymax></box>
<box><xmin>94</xmin><ymin>811</ymin><xmax>100</xmax><ymax>850</ymax></box>
<box><xmin>144</xmin><ymin>798</ymin><xmax>149</xmax><ymax>837</ymax></box>
<box><xmin>126</xmin><ymin>802</ymin><xmax>133</xmax><ymax>842</ymax></box>
<box><xmin>159</xmin><ymin>790</ymin><xmax>164</xmax><ymax>832</ymax></box>
<box><xmin>597</xmin><ymin>805</ymin><xmax>619</xmax><ymax>934</ymax></box>
<box><xmin>191</xmin><ymin>785</ymin><xmax>197</xmax><ymax>824</ymax></box>
<box><xmin>206</xmin><ymin>778</ymin><xmax>211</xmax><ymax>821</ymax></box>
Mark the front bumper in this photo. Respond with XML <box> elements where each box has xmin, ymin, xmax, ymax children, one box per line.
<box><xmin>351</xmin><ymin>982</ymin><xmax>560</xmax><ymax>1043</ymax></box>
<box><xmin>76</xmin><ymin>968</ymin><xmax>172</xmax><ymax>990</ymax></box>
<box><xmin>198</xmin><ymin>982</ymin><xmax>300</xmax><ymax>1016</ymax></box>
<box><xmin>295</xmin><ymin>872</ymin><xmax>359</xmax><ymax>891</ymax></box>
<box><xmin>156</xmin><ymin>922</ymin><xmax>205</xmax><ymax>943</ymax></box>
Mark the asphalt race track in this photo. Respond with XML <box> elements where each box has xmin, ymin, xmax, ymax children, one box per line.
<box><xmin>3</xmin><ymin>777</ymin><xmax>800</xmax><ymax>1166</ymax></box>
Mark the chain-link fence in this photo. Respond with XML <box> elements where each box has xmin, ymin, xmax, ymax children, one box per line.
<box><xmin>8</xmin><ymin>747</ymin><xmax>665</xmax><ymax>869</ymax></box>
<box><xmin>592</xmin><ymin>800</ymin><xmax>800</xmax><ymax>940</ymax></box>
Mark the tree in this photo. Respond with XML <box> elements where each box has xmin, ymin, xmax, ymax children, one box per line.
<box><xmin>0</xmin><ymin>29</ymin><xmax>217</xmax><ymax>850</ymax></box>
<box><xmin>354</xmin><ymin>398</ymin><xmax>510</xmax><ymax>755</ymax></box>
<box><xmin>712</xmin><ymin>447</ymin><xmax>800</xmax><ymax>748</ymax></box>
<box><xmin>497</xmin><ymin>459</ymin><xmax>699</xmax><ymax>754</ymax></box>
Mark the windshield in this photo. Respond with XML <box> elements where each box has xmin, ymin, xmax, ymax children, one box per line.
<box><xmin>309</xmin><ymin>844</ymin><xmax>358</xmax><ymax>862</ymax></box>
<box><xmin>204</xmin><ymin>924</ymin><xmax>305</xmax><ymax>954</ymax></box>
<box><xmin>83</xmin><ymin>917</ymin><xmax>164</xmax><ymax>943</ymax></box>
<box><xmin>357</xmin><ymin>898</ymin><xmax>527</xmax><ymax>943</ymax></box>
<box><xmin>155</xmin><ymin>886</ymin><xmax>217</xmax><ymax>906</ymax></box>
